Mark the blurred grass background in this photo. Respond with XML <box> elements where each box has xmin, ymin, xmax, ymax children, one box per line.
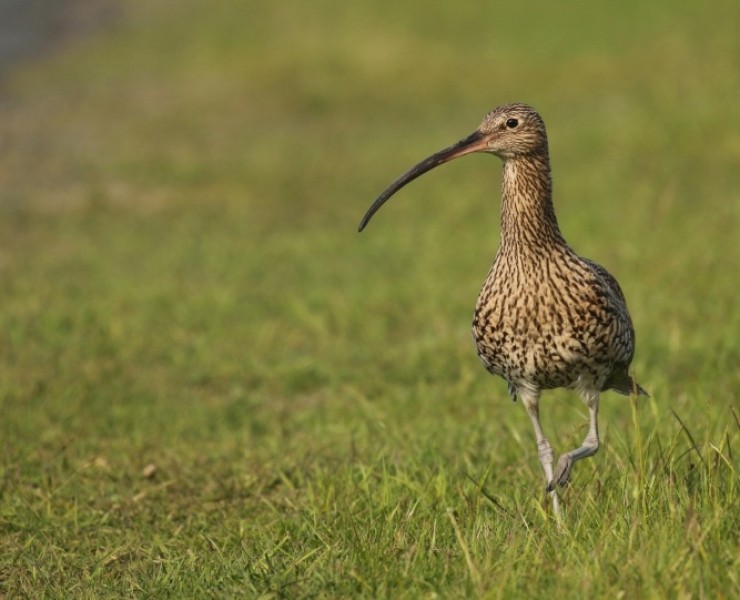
<box><xmin>0</xmin><ymin>0</ymin><xmax>738</xmax><ymax>597</ymax></box>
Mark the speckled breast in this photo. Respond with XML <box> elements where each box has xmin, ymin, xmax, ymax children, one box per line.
<box><xmin>470</xmin><ymin>253</ymin><xmax>632</xmax><ymax>391</ymax></box>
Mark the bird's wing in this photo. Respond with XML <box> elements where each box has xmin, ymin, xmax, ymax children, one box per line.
<box><xmin>581</xmin><ymin>258</ymin><xmax>628</xmax><ymax>305</ymax></box>
<box><xmin>581</xmin><ymin>258</ymin><xmax>646</xmax><ymax>395</ymax></box>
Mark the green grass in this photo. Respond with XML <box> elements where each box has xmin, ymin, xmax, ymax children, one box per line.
<box><xmin>1</xmin><ymin>0</ymin><xmax>739</xmax><ymax>597</ymax></box>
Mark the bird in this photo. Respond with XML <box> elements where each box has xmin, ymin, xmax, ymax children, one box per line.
<box><xmin>358</xmin><ymin>103</ymin><xmax>647</xmax><ymax>517</ymax></box>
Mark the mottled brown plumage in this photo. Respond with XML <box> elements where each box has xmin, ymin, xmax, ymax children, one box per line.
<box><xmin>359</xmin><ymin>103</ymin><xmax>646</xmax><ymax>517</ymax></box>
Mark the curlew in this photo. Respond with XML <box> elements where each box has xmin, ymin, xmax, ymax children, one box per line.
<box><xmin>359</xmin><ymin>103</ymin><xmax>647</xmax><ymax>517</ymax></box>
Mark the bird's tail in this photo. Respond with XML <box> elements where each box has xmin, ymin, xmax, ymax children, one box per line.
<box><xmin>604</xmin><ymin>369</ymin><xmax>649</xmax><ymax>397</ymax></box>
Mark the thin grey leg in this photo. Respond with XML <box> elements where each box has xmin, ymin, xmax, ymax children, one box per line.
<box><xmin>550</xmin><ymin>391</ymin><xmax>600</xmax><ymax>490</ymax></box>
<box><xmin>520</xmin><ymin>388</ymin><xmax>561</xmax><ymax>517</ymax></box>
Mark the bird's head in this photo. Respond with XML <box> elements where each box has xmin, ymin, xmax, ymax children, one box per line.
<box><xmin>477</xmin><ymin>103</ymin><xmax>548</xmax><ymax>159</ymax></box>
<box><xmin>359</xmin><ymin>103</ymin><xmax>548</xmax><ymax>231</ymax></box>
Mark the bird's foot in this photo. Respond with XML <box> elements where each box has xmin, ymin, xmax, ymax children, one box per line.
<box><xmin>546</xmin><ymin>454</ymin><xmax>573</xmax><ymax>492</ymax></box>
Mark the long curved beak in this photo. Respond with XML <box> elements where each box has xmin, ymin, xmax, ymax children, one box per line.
<box><xmin>358</xmin><ymin>130</ymin><xmax>488</xmax><ymax>232</ymax></box>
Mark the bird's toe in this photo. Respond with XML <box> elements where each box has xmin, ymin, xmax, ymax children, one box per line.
<box><xmin>552</xmin><ymin>455</ymin><xmax>573</xmax><ymax>488</ymax></box>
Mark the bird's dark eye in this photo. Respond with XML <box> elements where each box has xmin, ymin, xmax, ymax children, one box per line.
<box><xmin>506</xmin><ymin>118</ymin><xmax>519</xmax><ymax>129</ymax></box>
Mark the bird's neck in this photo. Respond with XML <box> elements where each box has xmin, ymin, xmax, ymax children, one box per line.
<box><xmin>499</xmin><ymin>152</ymin><xmax>565</xmax><ymax>252</ymax></box>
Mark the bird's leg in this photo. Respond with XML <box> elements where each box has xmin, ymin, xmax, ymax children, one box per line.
<box><xmin>549</xmin><ymin>391</ymin><xmax>600</xmax><ymax>490</ymax></box>
<box><xmin>520</xmin><ymin>389</ymin><xmax>561</xmax><ymax>517</ymax></box>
